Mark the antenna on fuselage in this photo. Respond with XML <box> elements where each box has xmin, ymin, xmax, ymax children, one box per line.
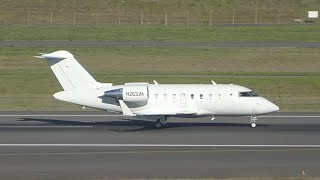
<box><xmin>211</xmin><ymin>80</ymin><xmax>217</xmax><ymax>85</ymax></box>
<box><xmin>153</xmin><ymin>80</ymin><xmax>159</xmax><ymax>85</ymax></box>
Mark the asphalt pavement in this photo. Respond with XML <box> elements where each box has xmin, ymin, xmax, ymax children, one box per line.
<box><xmin>0</xmin><ymin>112</ymin><xmax>319</xmax><ymax>179</ymax></box>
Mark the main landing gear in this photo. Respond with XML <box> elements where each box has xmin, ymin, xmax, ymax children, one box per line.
<box><xmin>155</xmin><ymin>116</ymin><xmax>167</xmax><ymax>128</ymax></box>
<box><xmin>250</xmin><ymin>115</ymin><xmax>257</xmax><ymax>128</ymax></box>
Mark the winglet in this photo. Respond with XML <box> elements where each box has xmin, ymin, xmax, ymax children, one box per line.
<box><xmin>119</xmin><ymin>100</ymin><xmax>135</xmax><ymax>116</ymax></box>
<box><xmin>153</xmin><ymin>80</ymin><xmax>159</xmax><ymax>85</ymax></box>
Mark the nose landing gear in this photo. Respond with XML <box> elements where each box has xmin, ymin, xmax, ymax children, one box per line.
<box><xmin>250</xmin><ymin>115</ymin><xmax>257</xmax><ymax>128</ymax></box>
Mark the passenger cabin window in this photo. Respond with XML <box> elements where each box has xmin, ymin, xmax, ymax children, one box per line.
<box><xmin>172</xmin><ymin>94</ymin><xmax>176</xmax><ymax>99</ymax></box>
<box><xmin>209</xmin><ymin>94</ymin><xmax>213</xmax><ymax>99</ymax></box>
<box><xmin>191</xmin><ymin>94</ymin><xmax>194</xmax><ymax>99</ymax></box>
<box><xmin>200</xmin><ymin>94</ymin><xmax>203</xmax><ymax>99</ymax></box>
<box><xmin>154</xmin><ymin>94</ymin><xmax>158</xmax><ymax>99</ymax></box>
<box><xmin>239</xmin><ymin>91</ymin><xmax>259</xmax><ymax>97</ymax></box>
<box><xmin>163</xmin><ymin>94</ymin><xmax>167</xmax><ymax>99</ymax></box>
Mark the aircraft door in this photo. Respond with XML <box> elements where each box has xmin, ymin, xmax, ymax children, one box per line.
<box><xmin>180</xmin><ymin>93</ymin><xmax>186</xmax><ymax>104</ymax></box>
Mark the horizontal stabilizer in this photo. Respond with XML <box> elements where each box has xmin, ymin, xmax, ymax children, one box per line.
<box><xmin>34</xmin><ymin>51</ymin><xmax>74</xmax><ymax>60</ymax></box>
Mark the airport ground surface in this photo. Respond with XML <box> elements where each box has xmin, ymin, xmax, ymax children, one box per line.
<box><xmin>0</xmin><ymin>112</ymin><xmax>319</xmax><ymax>179</ymax></box>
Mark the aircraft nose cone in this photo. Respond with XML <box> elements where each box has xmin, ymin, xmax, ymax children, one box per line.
<box><xmin>255</xmin><ymin>99</ymin><xmax>279</xmax><ymax>114</ymax></box>
<box><xmin>257</xmin><ymin>98</ymin><xmax>280</xmax><ymax>114</ymax></box>
<box><xmin>269</xmin><ymin>102</ymin><xmax>280</xmax><ymax>112</ymax></box>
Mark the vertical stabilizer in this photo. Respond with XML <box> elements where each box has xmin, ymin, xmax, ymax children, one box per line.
<box><xmin>35</xmin><ymin>50</ymin><xmax>97</xmax><ymax>91</ymax></box>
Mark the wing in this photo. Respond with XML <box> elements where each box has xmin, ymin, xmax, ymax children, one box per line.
<box><xmin>135</xmin><ymin>108</ymin><xmax>197</xmax><ymax>116</ymax></box>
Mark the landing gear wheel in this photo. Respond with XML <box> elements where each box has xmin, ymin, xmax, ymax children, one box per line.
<box><xmin>154</xmin><ymin>117</ymin><xmax>167</xmax><ymax>128</ymax></box>
<box><xmin>155</xmin><ymin>121</ymin><xmax>164</xmax><ymax>128</ymax></box>
<box><xmin>250</xmin><ymin>115</ymin><xmax>257</xmax><ymax>128</ymax></box>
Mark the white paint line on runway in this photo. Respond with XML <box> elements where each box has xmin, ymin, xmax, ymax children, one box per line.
<box><xmin>1</xmin><ymin>148</ymin><xmax>320</xmax><ymax>156</ymax></box>
<box><xmin>260</xmin><ymin>116</ymin><xmax>320</xmax><ymax>118</ymax></box>
<box><xmin>0</xmin><ymin>115</ymin><xmax>123</xmax><ymax>117</ymax></box>
<box><xmin>0</xmin><ymin>115</ymin><xmax>319</xmax><ymax>118</ymax></box>
<box><xmin>0</xmin><ymin>144</ymin><xmax>320</xmax><ymax>147</ymax></box>
<box><xmin>0</xmin><ymin>126</ymin><xmax>92</xmax><ymax>128</ymax></box>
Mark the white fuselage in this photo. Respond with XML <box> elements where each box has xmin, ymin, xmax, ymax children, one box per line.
<box><xmin>54</xmin><ymin>83</ymin><xmax>279</xmax><ymax>117</ymax></box>
<box><xmin>35</xmin><ymin>50</ymin><xmax>279</xmax><ymax>122</ymax></box>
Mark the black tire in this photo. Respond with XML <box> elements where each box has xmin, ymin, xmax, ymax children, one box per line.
<box><xmin>155</xmin><ymin>119</ymin><xmax>166</xmax><ymax>128</ymax></box>
<box><xmin>155</xmin><ymin>121</ymin><xmax>163</xmax><ymax>128</ymax></box>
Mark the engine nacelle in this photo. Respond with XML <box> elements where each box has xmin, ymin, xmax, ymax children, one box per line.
<box><xmin>123</xmin><ymin>86</ymin><xmax>148</xmax><ymax>102</ymax></box>
<box><xmin>104</xmin><ymin>86</ymin><xmax>148</xmax><ymax>102</ymax></box>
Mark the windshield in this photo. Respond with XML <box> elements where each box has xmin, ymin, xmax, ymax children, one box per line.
<box><xmin>239</xmin><ymin>91</ymin><xmax>259</xmax><ymax>97</ymax></box>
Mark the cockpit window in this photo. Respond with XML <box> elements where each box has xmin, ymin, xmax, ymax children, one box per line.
<box><xmin>239</xmin><ymin>91</ymin><xmax>259</xmax><ymax>97</ymax></box>
<box><xmin>249</xmin><ymin>91</ymin><xmax>259</xmax><ymax>97</ymax></box>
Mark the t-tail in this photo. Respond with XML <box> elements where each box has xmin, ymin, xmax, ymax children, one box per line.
<box><xmin>35</xmin><ymin>50</ymin><xmax>98</xmax><ymax>91</ymax></box>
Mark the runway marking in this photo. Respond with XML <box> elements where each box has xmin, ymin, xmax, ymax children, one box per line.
<box><xmin>1</xmin><ymin>144</ymin><xmax>320</xmax><ymax>147</ymax></box>
<box><xmin>0</xmin><ymin>126</ymin><xmax>92</xmax><ymax>128</ymax></box>
<box><xmin>0</xmin><ymin>115</ymin><xmax>319</xmax><ymax>118</ymax></box>
<box><xmin>260</xmin><ymin>116</ymin><xmax>320</xmax><ymax>118</ymax></box>
<box><xmin>0</xmin><ymin>148</ymin><xmax>320</xmax><ymax>156</ymax></box>
<box><xmin>0</xmin><ymin>115</ymin><xmax>123</xmax><ymax>117</ymax></box>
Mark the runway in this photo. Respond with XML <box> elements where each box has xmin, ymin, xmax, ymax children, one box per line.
<box><xmin>0</xmin><ymin>112</ymin><xmax>320</xmax><ymax>179</ymax></box>
<box><xmin>2</xmin><ymin>41</ymin><xmax>320</xmax><ymax>47</ymax></box>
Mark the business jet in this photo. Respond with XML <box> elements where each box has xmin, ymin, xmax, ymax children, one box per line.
<box><xmin>35</xmin><ymin>50</ymin><xmax>279</xmax><ymax>128</ymax></box>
